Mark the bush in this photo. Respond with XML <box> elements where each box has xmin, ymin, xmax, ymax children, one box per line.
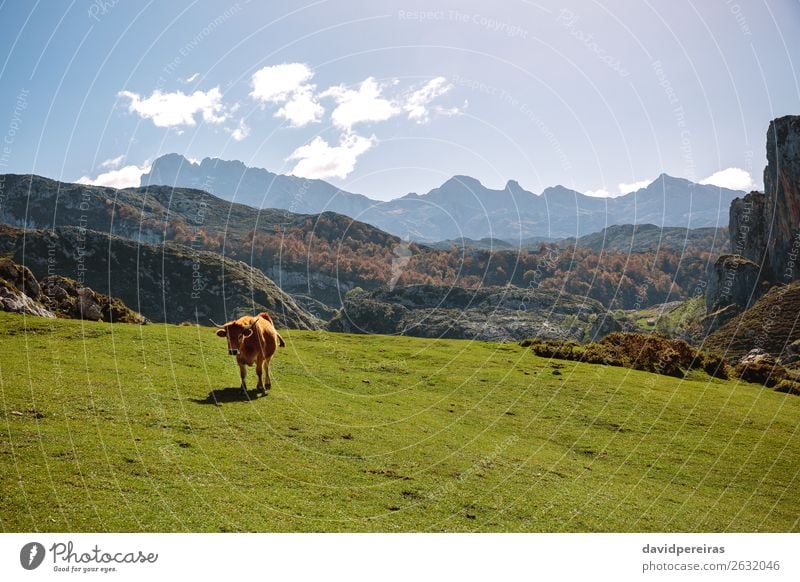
<box><xmin>521</xmin><ymin>332</ymin><xmax>729</xmax><ymax>380</ymax></box>
<box><xmin>701</xmin><ymin>353</ymin><xmax>729</xmax><ymax>379</ymax></box>
<box><xmin>774</xmin><ymin>379</ymin><xmax>800</xmax><ymax>396</ymax></box>
<box><xmin>734</xmin><ymin>359</ymin><xmax>785</xmax><ymax>387</ymax></box>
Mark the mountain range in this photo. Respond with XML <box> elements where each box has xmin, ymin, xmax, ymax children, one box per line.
<box><xmin>0</xmin><ymin>173</ymin><xmax>726</xmax><ymax>312</ymax></box>
<box><xmin>141</xmin><ymin>154</ymin><xmax>743</xmax><ymax>242</ymax></box>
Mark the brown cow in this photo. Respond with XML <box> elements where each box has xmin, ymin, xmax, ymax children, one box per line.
<box><xmin>213</xmin><ymin>312</ymin><xmax>286</xmax><ymax>394</ymax></box>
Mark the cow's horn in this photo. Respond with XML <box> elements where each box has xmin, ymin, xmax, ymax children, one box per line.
<box><xmin>243</xmin><ymin>319</ymin><xmax>257</xmax><ymax>331</ymax></box>
<box><xmin>209</xmin><ymin>319</ymin><xmax>226</xmax><ymax>328</ymax></box>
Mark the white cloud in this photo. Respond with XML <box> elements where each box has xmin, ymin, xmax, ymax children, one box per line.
<box><xmin>77</xmin><ymin>161</ymin><xmax>151</xmax><ymax>189</ymax></box>
<box><xmin>321</xmin><ymin>76</ymin><xmax>463</xmax><ymax>130</ymax></box>
<box><xmin>584</xmin><ymin>188</ymin><xmax>611</xmax><ymax>198</ymax></box>
<box><xmin>181</xmin><ymin>72</ymin><xmax>200</xmax><ymax>84</ymax></box>
<box><xmin>700</xmin><ymin>167</ymin><xmax>756</xmax><ymax>191</ymax></box>
<box><xmin>322</xmin><ymin>77</ymin><xmax>399</xmax><ymax>131</ymax></box>
<box><xmin>230</xmin><ymin>119</ymin><xmax>250</xmax><ymax>142</ymax></box>
<box><xmin>118</xmin><ymin>87</ymin><xmax>228</xmax><ymax>128</ymax></box>
<box><xmin>100</xmin><ymin>155</ymin><xmax>125</xmax><ymax>170</ymax></box>
<box><xmin>249</xmin><ymin>62</ymin><xmax>323</xmax><ymax>127</ymax></box>
<box><xmin>247</xmin><ymin>65</ymin><xmax>461</xmax><ymax>133</ymax></box>
<box><xmin>276</xmin><ymin>85</ymin><xmax>324</xmax><ymax>127</ymax></box>
<box><xmin>250</xmin><ymin>63</ymin><xmax>314</xmax><ymax>103</ymax></box>
<box><xmin>242</xmin><ymin>66</ymin><xmax>463</xmax><ymax>177</ymax></box>
<box><xmin>618</xmin><ymin>179</ymin><xmax>651</xmax><ymax>195</ymax></box>
<box><xmin>404</xmin><ymin>77</ymin><xmax>459</xmax><ymax>123</ymax></box>
<box><xmin>288</xmin><ymin>133</ymin><xmax>375</xmax><ymax>179</ymax></box>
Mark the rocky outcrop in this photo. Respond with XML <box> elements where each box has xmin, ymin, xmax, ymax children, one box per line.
<box><xmin>706</xmin><ymin>115</ymin><xmax>800</xmax><ymax>320</ymax></box>
<box><xmin>0</xmin><ymin>259</ymin><xmax>44</xmax><ymax>301</ymax></box>
<box><xmin>39</xmin><ymin>275</ymin><xmax>146</xmax><ymax>323</ymax></box>
<box><xmin>705</xmin><ymin>255</ymin><xmax>765</xmax><ymax>313</ymax></box>
<box><xmin>328</xmin><ymin>285</ymin><xmax>619</xmax><ymax>342</ymax></box>
<box><xmin>0</xmin><ymin>281</ymin><xmax>55</xmax><ymax>318</ymax></box>
<box><xmin>764</xmin><ymin>115</ymin><xmax>800</xmax><ymax>283</ymax></box>
<box><xmin>729</xmin><ymin>191</ymin><xmax>769</xmax><ymax>268</ymax></box>
<box><xmin>0</xmin><ymin>258</ymin><xmax>144</xmax><ymax>322</ymax></box>
<box><xmin>706</xmin><ymin>282</ymin><xmax>800</xmax><ymax>361</ymax></box>
<box><xmin>0</xmin><ymin>258</ymin><xmax>56</xmax><ymax>317</ymax></box>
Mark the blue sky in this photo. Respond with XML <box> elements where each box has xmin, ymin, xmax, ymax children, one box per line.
<box><xmin>0</xmin><ymin>0</ymin><xmax>798</xmax><ymax>201</ymax></box>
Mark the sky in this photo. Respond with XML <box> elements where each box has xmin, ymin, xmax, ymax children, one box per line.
<box><xmin>0</xmin><ymin>0</ymin><xmax>798</xmax><ymax>201</ymax></box>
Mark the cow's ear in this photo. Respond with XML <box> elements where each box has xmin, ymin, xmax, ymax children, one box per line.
<box><xmin>215</xmin><ymin>328</ymin><xmax>227</xmax><ymax>337</ymax></box>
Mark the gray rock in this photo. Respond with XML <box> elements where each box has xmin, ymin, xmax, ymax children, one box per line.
<box><xmin>729</xmin><ymin>191</ymin><xmax>769</xmax><ymax>270</ymax></box>
<box><xmin>705</xmin><ymin>254</ymin><xmax>765</xmax><ymax>313</ymax></box>
<box><xmin>765</xmin><ymin>116</ymin><xmax>800</xmax><ymax>283</ymax></box>
<box><xmin>0</xmin><ymin>283</ymin><xmax>55</xmax><ymax>318</ymax></box>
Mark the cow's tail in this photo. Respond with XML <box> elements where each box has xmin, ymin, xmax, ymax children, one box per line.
<box><xmin>277</xmin><ymin>333</ymin><xmax>286</xmax><ymax>348</ymax></box>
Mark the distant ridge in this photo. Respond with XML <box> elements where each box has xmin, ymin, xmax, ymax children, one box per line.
<box><xmin>141</xmin><ymin>154</ymin><xmax>743</xmax><ymax>242</ymax></box>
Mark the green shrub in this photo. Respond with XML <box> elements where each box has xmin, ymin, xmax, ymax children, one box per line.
<box><xmin>521</xmin><ymin>332</ymin><xmax>730</xmax><ymax>380</ymax></box>
<box><xmin>774</xmin><ymin>379</ymin><xmax>800</xmax><ymax>396</ymax></box>
<box><xmin>734</xmin><ymin>360</ymin><xmax>784</xmax><ymax>387</ymax></box>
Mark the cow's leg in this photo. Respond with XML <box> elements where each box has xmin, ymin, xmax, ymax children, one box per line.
<box><xmin>256</xmin><ymin>355</ymin><xmax>266</xmax><ymax>394</ymax></box>
<box><xmin>239</xmin><ymin>362</ymin><xmax>247</xmax><ymax>393</ymax></box>
<box><xmin>263</xmin><ymin>356</ymin><xmax>273</xmax><ymax>390</ymax></box>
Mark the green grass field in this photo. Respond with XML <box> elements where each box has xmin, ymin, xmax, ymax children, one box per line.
<box><xmin>1</xmin><ymin>311</ymin><xmax>798</xmax><ymax>532</ymax></box>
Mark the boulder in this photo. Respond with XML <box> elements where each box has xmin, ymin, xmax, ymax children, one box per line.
<box><xmin>39</xmin><ymin>275</ymin><xmax>145</xmax><ymax>323</ymax></box>
<box><xmin>734</xmin><ymin>348</ymin><xmax>782</xmax><ymax>387</ymax></box>
<box><xmin>0</xmin><ymin>258</ymin><xmax>42</xmax><ymax>299</ymax></box>
<box><xmin>0</xmin><ymin>281</ymin><xmax>55</xmax><ymax>318</ymax></box>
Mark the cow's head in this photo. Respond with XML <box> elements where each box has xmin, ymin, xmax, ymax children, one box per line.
<box><xmin>212</xmin><ymin>319</ymin><xmax>256</xmax><ymax>356</ymax></box>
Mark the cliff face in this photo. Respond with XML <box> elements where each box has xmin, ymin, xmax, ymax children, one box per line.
<box><xmin>706</xmin><ymin>115</ymin><xmax>800</xmax><ymax>319</ymax></box>
<box><xmin>764</xmin><ymin>115</ymin><xmax>800</xmax><ymax>283</ymax></box>
<box><xmin>705</xmin><ymin>255</ymin><xmax>763</xmax><ymax>313</ymax></box>
<box><xmin>729</xmin><ymin>191</ymin><xmax>769</xmax><ymax>270</ymax></box>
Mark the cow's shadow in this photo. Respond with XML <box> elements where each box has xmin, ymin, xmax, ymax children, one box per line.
<box><xmin>191</xmin><ymin>387</ymin><xmax>267</xmax><ymax>405</ymax></box>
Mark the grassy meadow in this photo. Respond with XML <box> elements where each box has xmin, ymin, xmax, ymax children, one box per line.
<box><xmin>0</xmin><ymin>311</ymin><xmax>797</xmax><ymax>532</ymax></box>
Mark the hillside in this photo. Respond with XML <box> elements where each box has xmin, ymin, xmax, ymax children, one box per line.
<box><xmin>560</xmin><ymin>223</ymin><xmax>729</xmax><ymax>254</ymax></box>
<box><xmin>142</xmin><ymin>155</ymin><xmax>743</xmax><ymax>241</ymax></box>
<box><xmin>0</xmin><ymin>174</ymin><xmax>726</xmax><ymax>311</ymax></box>
<box><xmin>706</xmin><ymin>283</ymin><xmax>800</xmax><ymax>361</ymax></box>
<box><xmin>1</xmin><ymin>224</ymin><xmax>319</xmax><ymax>328</ymax></box>
<box><xmin>0</xmin><ymin>311</ymin><xmax>797</xmax><ymax>532</ymax></box>
<box><xmin>0</xmin><ymin>173</ymin><xmax>407</xmax><ymax>306</ymax></box>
